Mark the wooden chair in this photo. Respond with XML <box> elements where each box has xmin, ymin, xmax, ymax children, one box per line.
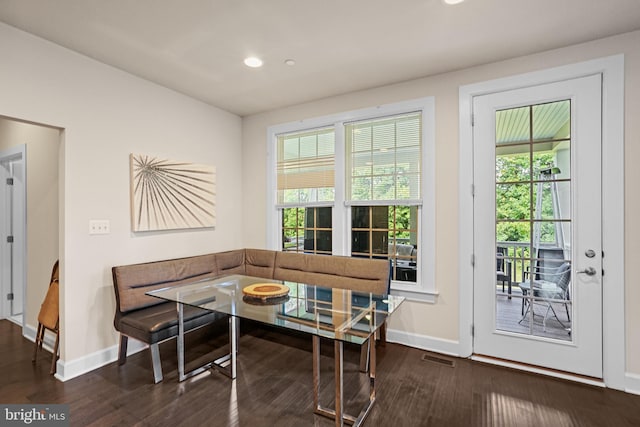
<box><xmin>32</xmin><ymin>260</ymin><xmax>60</xmax><ymax>374</ymax></box>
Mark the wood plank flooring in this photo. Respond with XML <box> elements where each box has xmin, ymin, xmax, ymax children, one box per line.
<box><xmin>2</xmin><ymin>319</ymin><xmax>640</xmax><ymax>426</ymax></box>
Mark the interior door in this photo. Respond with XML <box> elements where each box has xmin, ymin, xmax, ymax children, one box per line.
<box><xmin>0</xmin><ymin>151</ymin><xmax>25</xmax><ymax>323</ymax></box>
<box><xmin>472</xmin><ymin>74</ymin><xmax>602</xmax><ymax>378</ymax></box>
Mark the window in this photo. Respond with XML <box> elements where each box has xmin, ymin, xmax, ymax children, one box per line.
<box><xmin>268</xmin><ymin>98</ymin><xmax>436</xmax><ymax>301</ymax></box>
<box><xmin>277</xmin><ymin>128</ymin><xmax>335</xmax><ymax>255</ymax></box>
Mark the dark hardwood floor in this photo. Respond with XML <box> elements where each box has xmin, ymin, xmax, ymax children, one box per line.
<box><xmin>2</xmin><ymin>319</ymin><xmax>640</xmax><ymax>427</ymax></box>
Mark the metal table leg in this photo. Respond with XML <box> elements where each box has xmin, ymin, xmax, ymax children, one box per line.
<box><xmin>177</xmin><ymin>302</ymin><xmax>186</xmax><ymax>381</ymax></box>
<box><xmin>209</xmin><ymin>315</ymin><xmax>239</xmax><ymax>379</ymax></box>
<box><xmin>334</xmin><ymin>340</ymin><xmax>344</xmax><ymax>427</ymax></box>
<box><xmin>313</xmin><ymin>335</ymin><xmax>376</xmax><ymax>427</ymax></box>
<box><xmin>176</xmin><ymin>303</ymin><xmax>238</xmax><ymax>382</ymax></box>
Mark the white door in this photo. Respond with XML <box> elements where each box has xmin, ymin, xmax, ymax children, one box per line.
<box><xmin>473</xmin><ymin>74</ymin><xmax>602</xmax><ymax>378</ymax></box>
<box><xmin>0</xmin><ymin>148</ymin><xmax>26</xmax><ymax>324</ymax></box>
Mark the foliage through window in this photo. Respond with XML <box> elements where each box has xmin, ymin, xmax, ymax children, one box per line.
<box><xmin>282</xmin><ymin>207</ymin><xmax>332</xmax><ymax>255</ymax></box>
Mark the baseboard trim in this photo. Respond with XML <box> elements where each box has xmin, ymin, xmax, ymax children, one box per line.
<box><xmin>23</xmin><ymin>323</ymin><xmax>55</xmax><ymax>353</ymax></box>
<box><xmin>54</xmin><ymin>338</ymin><xmax>147</xmax><ymax>382</ymax></box>
<box><xmin>625</xmin><ymin>372</ymin><xmax>640</xmax><ymax>395</ymax></box>
<box><xmin>386</xmin><ymin>328</ymin><xmax>460</xmax><ymax>356</ymax></box>
<box><xmin>8</xmin><ymin>314</ymin><xmax>23</xmax><ymax>326</ymax></box>
<box><xmin>24</xmin><ymin>324</ymin><xmax>147</xmax><ymax>381</ymax></box>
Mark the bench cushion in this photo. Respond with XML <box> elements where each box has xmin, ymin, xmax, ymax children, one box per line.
<box><xmin>116</xmin><ymin>302</ymin><xmax>222</xmax><ymax>344</ymax></box>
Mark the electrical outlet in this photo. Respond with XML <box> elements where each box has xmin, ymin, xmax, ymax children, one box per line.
<box><xmin>89</xmin><ymin>220</ymin><xmax>110</xmax><ymax>235</ymax></box>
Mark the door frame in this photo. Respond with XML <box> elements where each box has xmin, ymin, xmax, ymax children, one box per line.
<box><xmin>0</xmin><ymin>144</ymin><xmax>27</xmax><ymax>326</ymax></box>
<box><xmin>458</xmin><ymin>55</ymin><xmax>625</xmax><ymax>390</ymax></box>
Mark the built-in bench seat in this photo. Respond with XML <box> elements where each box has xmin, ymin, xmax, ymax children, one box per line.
<box><xmin>112</xmin><ymin>248</ymin><xmax>390</xmax><ymax>383</ymax></box>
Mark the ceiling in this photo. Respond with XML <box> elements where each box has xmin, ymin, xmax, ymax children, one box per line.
<box><xmin>1</xmin><ymin>0</ymin><xmax>640</xmax><ymax>117</ymax></box>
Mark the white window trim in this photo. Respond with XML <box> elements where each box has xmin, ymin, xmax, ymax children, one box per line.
<box><xmin>458</xmin><ymin>55</ymin><xmax>625</xmax><ymax>390</ymax></box>
<box><xmin>267</xmin><ymin>97</ymin><xmax>437</xmax><ymax>302</ymax></box>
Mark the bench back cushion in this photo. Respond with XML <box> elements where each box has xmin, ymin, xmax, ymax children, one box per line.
<box><xmin>274</xmin><ymin>252</ymin><xmax>389</xmax><ymax>295</ymax></box>
<box><xmin>245</xmin><ymin>249</ymin><xmax>277</xmax><ymax>278</ymax></box>
<box><xmin>113</xmin><ymin>249</ymin><xmax>391</xmax><ymax>316</ymax></box>
<box><xmin>113</xmin><ymin>254</ymin><xmax>218</xmax><ymax>313</ymax></box>
<box><xmin>215</xmin><ymin>250</ymin><xmax>246</xmax><ymax>276</ymax></box>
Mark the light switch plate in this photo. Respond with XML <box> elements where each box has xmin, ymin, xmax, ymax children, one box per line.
<box><xmin>89</xmin><ymin>220</ymin><xmax>110</xmax><ymax>235</ymax></box>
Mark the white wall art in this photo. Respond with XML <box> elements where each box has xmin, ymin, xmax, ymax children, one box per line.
<box><xmin>130</xmin><ymin>153</ymin><xmax>216</xmax><ymax>231</ymax></box>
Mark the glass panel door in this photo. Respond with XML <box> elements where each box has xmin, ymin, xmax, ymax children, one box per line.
<box><xmin>472</xmin><ymin>74</ymin><xmax>602</xmax><ymax>377</ymax></box>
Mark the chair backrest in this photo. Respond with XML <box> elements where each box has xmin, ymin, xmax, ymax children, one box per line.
<box><xmin>496</xmin><ymin>247</ymin><xmax>507</xmax><ymax>272</ymax></box>
<box><xmin>51</xmin><ymin>260</ymin><xmax>59</xmax><ymax>283</ymax></box>
<box><xmin>38</xmin><ymin>260</ymin><xmax>60</xmax><ymax>330</ymax></box>
<box><xmin>555</xmin><ymin>262</ymin><xmax>572</xmax><ymax>292</ymax></box>
<box><xmin>536</xmin><ymin>247</ymin><xmax>565</xmax><ymax>281</ymax></box>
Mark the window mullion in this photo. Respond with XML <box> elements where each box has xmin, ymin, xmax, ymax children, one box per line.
<box><xmin>333</xmin><ymin>121</ymin><xmax>348</xmax><ymax>256</ymax></box>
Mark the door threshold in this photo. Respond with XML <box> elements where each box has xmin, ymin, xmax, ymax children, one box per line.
<box><xmin>471</xmin><ymin>354</ymin><xmax>605</xmax><ymax>388</ymax></box>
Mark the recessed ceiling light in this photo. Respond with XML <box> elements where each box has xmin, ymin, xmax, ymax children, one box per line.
<box><xmin>443</xmin><ymin>0</ymin><xmax>465</xmax><ymax>4</ymax></box>
<box><xmin>244</xmin><ymin>57</ymin><xmax>263</xmax><ymax>68</ymax></box>
<box><xmin>284</xmin><ymin>59</ymin><xmax>296</xmax><ymax>66</ymax></box>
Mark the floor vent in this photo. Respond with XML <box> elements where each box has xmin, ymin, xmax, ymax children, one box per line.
<box><xmin>421</xmin><ymin>353</ymin><xmax>455</xmax><ymax>368</ymax></box>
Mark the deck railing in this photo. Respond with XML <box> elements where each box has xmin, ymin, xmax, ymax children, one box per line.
<box><xmin>497</xmin><ymin>241</ymin><xmax>532</xmax><ymax>286</ymax></box>
<box><xmin>497</xmin><ymin>241</ymin><xmax>570</xmax><ymax>287</ymax></box>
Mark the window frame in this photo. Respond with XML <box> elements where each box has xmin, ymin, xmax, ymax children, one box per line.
<box><xmin>266</xmin><ymin>97</ymin><xmax>437</xmax><ymax>302</ymax></box>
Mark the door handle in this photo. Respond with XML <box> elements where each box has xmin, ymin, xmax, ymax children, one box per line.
<box><xmin>577</xmin><ymin>267</ymin><xmax>597</xmax><ymax>276</ymax></box>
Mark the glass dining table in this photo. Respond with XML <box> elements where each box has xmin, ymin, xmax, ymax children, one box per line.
<box><xmin>147</xmin><ymin>274</ymin><xmax>405</xmax><ymax>427</ymax></box>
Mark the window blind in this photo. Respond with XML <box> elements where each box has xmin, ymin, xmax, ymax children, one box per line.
<box><xmin>277</xmin><ymin>127</ymin><xmax>335</xmax><ymax>206</ymax></box>
<box><xmin>346</xmin><ymin>112</ymin><xmax>422</xmax><ymax>205</ymax></box>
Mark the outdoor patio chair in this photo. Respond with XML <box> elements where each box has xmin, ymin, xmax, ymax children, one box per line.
<box><xmin>518</xmin><ymin>261</ymin><xmax>571</xmax><ymax>332</ymax></box>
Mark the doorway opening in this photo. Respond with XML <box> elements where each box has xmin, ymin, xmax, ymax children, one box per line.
<box><xmin>0</xmin><ymin>116</ymin><xmax>61</xmax><ymax>340</ymax></box>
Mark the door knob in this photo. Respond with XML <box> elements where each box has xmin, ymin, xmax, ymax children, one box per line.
<box><xmin>577</xmin><ymin>267</ymin><xmax>597</xmax><ymax>276</ymax></box>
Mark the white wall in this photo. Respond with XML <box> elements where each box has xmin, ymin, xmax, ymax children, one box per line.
<box><xmin>0</xmin><ymin>118</ymin><xmax>60</xmax><ymax>329</ymax></box>
<box><xmin>0</xmin><ymin>22</ymin><xmax>243</xmax><ymax>376</ymax></box>
<box><xmin>242</xmin><ymin>31</ymin><xmax>640</xmax><ymax>375</ymax></box>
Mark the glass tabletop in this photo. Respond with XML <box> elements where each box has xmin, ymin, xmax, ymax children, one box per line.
<box><xmin>147</xmin><ymin>274</ymin><xmax>405</xmax><ymax>345</ymax></box>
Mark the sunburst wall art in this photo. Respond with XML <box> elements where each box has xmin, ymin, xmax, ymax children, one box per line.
<box><xmin>130</xmin><ymin>153</ymin><xmax>216</xmax><ymax>231</ymax></box>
